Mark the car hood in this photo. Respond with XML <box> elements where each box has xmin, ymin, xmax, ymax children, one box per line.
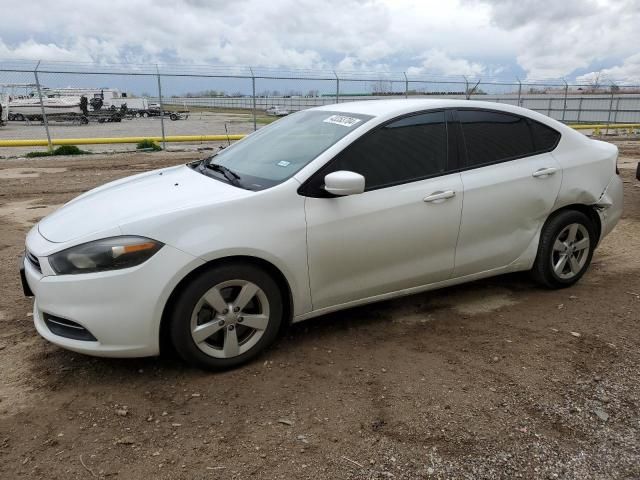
<box><xmin>38</xmin><ymin>164</ymin><xmax>249</xmax><ymax>243</ymax></box>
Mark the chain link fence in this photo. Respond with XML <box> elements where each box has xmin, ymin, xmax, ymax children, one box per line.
<box><xmin>1</xmin><ymin>60</ymin><xmax>640</xmax><ymax>155</ymax></box>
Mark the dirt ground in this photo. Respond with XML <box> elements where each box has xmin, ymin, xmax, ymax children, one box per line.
<box><xmin>0</xmin><ymin>142</ymin><xmax>638</xmax><ymax>479</ymax></box>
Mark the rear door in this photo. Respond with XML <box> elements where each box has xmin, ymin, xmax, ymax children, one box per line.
<box><xmin>452</xmin><ymin>109</ymin><xmax>562</xmax><ymax>277</ymax></box>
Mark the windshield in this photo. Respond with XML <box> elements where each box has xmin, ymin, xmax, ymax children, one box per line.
<box><xmin>204</xmin><ymin>110</ymin><xmax>372</xmax><ymax>190</ymax></box>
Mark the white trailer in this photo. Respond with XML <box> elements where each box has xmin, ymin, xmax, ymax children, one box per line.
<box><xmin>44</xmin><ymin>88</ymin><xmax>149</xmax><ymax>111</ymax></box>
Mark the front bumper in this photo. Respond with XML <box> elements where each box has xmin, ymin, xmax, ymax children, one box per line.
<box><xmin>24</xmin><ymin>238</ymin><xmax>203</xmax><ymax>358</ymax></box>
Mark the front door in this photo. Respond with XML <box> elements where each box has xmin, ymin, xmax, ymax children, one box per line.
<box><xmin>301</xmin><ymin>110</ymin><xmax>464</xmax><ymax>310</ymax></box>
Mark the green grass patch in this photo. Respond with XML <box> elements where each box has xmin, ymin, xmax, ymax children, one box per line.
<box><xmin>25</xmin><ymin>151</ymin><xmax>53</xmax><ymax>158</ymax></box>
<box><xmin>25</xmin><ymin>145</ymin><xmax>89</xmax><ymax>157</ymax></box>
<box><xmin>136</xmin><ymin>139</ymin><xmax>162</xmax><ymax>151</ymax></box>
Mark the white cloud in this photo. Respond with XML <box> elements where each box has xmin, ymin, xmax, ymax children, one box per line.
<box><xmin>0</xmin><ymin>39</ymin><xmax>92</xmax><ymax>63</ymax></box>
<box><xmin>0</xmin><ymin>0</ymin><xmax>638</xmax><ymax>84</ymax></box>
<box><xmin>407</xmin><ymin>50</ymin><xmax>486</xmax><ymax>77</ymax></box>
<box><xmin>577</xmin><ymin>53</ymin><xmax>640</xmax><ymax>85</ymax></box>
<box><xmin>469</xmin><ymin>0</ymin><xmax>640</xmax><ymax>80</ymax></box>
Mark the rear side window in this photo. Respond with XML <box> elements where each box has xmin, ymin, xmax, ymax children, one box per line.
<box><xmin>458</xmin><ymin>110</ymin><xmax>534</xmax><ymax>166</ymax></box>
<box><xmin>325</xmin><ymin>111</ymin><xmax>447</xmax><ymax>190</ymax></box>
<box><xmin>530</xmin><ymin>120</ymin><xmax>561</xmax><ymax>152</ymax></box>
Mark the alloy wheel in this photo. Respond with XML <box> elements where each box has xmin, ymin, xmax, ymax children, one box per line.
<box><xmin>551</xmin><ymin>223</ymin><xmax>590</xmax><ymax>280</ymax></box>
<box><xmin>190</xmin><ymin>280</ymin><xmax>270</xmax><ymax>358</ymax></box>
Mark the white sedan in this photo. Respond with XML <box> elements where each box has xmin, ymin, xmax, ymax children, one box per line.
<box><xmin>265</xmin><ymin>105</ymin><xmax>290</xmax><ymax>116</ymax></box>
<box><xmin>21</xmin><ymin>99</ymin><xmax>623</xmax><ymax>370</ymax></box>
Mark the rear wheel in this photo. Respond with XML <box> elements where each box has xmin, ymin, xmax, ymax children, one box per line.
<box><xmin>170</xmin><ymin>263</ymin><xmax>283</xmax><ymax>370</ymax></box>
<box><xmin>531</xmin><ymin>210</ymin><xmax>596</xmax><ymax>288</ymax></box>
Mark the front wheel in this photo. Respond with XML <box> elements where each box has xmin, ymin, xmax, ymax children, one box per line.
<box><xmin>531</xmin><ymin>210</ymin><xmax>596</xmax><ymax>288</ymax></box>
<box><xmin>170</xmin><ymin>263</ymin><xmax>284</xmax><ymax>370</ymax></box>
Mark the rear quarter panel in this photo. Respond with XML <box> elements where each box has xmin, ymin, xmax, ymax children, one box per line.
<box><xmin>552</xmin><ymin>134</ymin><xmax>617</xmax><ymax>209</ymax></box>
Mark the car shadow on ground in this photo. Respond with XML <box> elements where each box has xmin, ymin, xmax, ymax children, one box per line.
<box><xmin>23</xmin><ymin>271</ymin><xmax>536</xmax><ymax>385</ymax></box>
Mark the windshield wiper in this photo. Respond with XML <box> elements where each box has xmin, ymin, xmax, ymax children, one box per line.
<box><xmin>204</xmin><ymin>162</ymin><xmax>242</xmax><ymax>187</ymax></box>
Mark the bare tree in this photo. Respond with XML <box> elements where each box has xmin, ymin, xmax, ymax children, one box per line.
<box><xmin>586</xmin><ymin>71</ymin><xmax>603</xmax><ymax>93</ymax></box>
<box><xmin>370</xmin><ymin>80</ymin><xmax>393</xmax><ymax>95</ymax></box>
<box><xmin>464</xmin><ymin>76</ymin><xmax>482</xmax><ymax>99</ymax></box>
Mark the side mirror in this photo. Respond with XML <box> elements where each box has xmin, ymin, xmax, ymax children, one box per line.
<box><xmin>324</xmin><ymin>171</ymin><xmax>365</xmax><ymax>196</ymax></box>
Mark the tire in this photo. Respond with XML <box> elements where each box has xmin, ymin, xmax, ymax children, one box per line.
<box><xmin>142</xmin><ymin>112</ymin><xmax>149</xmax><ymax>118</ymax></box>
<box><xmin>170</xmin><ymin>113</ymin><xmax>178</xmax><ymax>121</ymax></box>
<box><xmin>170</xmin><ymin>263</ymin><xmax>284</xmax><ymax>370</ymax></box>
<box><xmin>14</xmin><ymin>113</ymin><xmax>25</xmax><ymax>121</ymax></box>
<box><xmin>531</xmin><ymin>210</ymin><xmax>596</xmax><ymax>289</ymax></box>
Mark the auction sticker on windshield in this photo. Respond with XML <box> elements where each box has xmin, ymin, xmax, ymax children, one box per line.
<box><xmin>323</xmin><ymin>115</ymin><xmax>362</xmax><ymax>127</ymax></box>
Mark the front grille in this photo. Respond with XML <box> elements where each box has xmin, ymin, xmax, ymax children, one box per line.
<box><xmin>43</xmin><ymin>313</ymin><xmax>97</xmax><ymax>341</ymax></box>
<box><xmin>25</xmin><ymin>250</ymin><xmax>41</xmax><ymax>273</ymax></box>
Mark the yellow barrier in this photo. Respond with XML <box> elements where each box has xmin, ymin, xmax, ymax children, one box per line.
<box><xmin>570</xmin><ymin>123</ymin><xmax>640</xmax><ymax>130</ymax></box>
<box><xmin>0</xmin><ymin>134</ymin><xmax>246</xmax><ymax>147</ymax></box>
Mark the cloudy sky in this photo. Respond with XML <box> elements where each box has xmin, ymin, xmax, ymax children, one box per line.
<box><xmin>1</xmin><ymin>0</ymin><xmax>639</xmax><ymax>82</ymax></box>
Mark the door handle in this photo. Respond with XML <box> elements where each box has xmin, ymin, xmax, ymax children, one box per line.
<box><xmin>423</xmin><ymin>190</ymin><xmax>456</xmax><ymax>203</ymax></box>
<box><xmin>532</xmin><ymin>167</ymin><xmax>558</xmax><ymax>178</ymax></box>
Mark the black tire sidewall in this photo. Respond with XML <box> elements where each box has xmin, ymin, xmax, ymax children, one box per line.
<box><xmin>534</xmin><ymin>210</ymin><xmax>596</xmax><ymax>288</ymax></box>
<box><xmin>170</xmin><ymin>263</ymin><xmax>284</xmax><ymax>370</ymax></box>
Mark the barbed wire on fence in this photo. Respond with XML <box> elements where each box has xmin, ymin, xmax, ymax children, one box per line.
<box><xmin>1</xmin><ymin>59</ymin><xmax>640</xmax><ymax>152</ymax></box>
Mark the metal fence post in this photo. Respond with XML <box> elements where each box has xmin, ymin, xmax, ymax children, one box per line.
<box><xmin>33</xmin><ymin>61</ymin><xmax>53</xmax><ymax>151</ymax></box>
<box><xmin>403</xmin><ymin>72</ymin><xmax>408</xmax><ymax>99</ymax></box>
<box><xmin>250</xmin><ymin>67</ymin><xmax>257</xmax><ymax>131</ymax></box>
<box><xmin>156</xmin><ymin>65</ymin><xmax>166</xmax><ymax>150</ymax></box>
<box><xmin>562</xmin><ymin>80</ymin><xmax>568</xmax><ymax>122</ymax></box>
<box><xmin>577</xmin><ymin>97</ymin><xmax>583</xmax><ymax>123</ymax></box>
<box><xmin>333</xmin><ymin>71</ymin><xmax>339</xmax><ymax>104</ymax></box>
<box><xmin>517</xmin><ymin>78</ymin><xmax>522</xmax><ymax>106</ymax></box>
<box><xmin>605</xmin><ymin>84</ymin><xmax>615</xmax><ymax>136</ymax></box>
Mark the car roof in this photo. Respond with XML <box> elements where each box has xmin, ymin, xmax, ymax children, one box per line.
<box><xmin>313</xmin><ymin>98</ymin><xmax>572</xmax><ymax>132</ymax></box>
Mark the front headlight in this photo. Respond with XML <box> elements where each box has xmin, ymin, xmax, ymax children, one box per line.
<box><xmin>49</xmin><ymin>236</ymin><xmax>163</xmax><ymax>275</ymax></box>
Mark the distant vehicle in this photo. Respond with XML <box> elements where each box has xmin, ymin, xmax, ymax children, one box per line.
<box><xmin>265</xmin><ymin>106</ymin><xmax>289</xmax><ymax>116</ymax></box>
<box><xmin>21</xmin><ymin>100</ymin><xmax>623</xmax><ymax>370</ymax></box>
<box><xmin>133</xmin><ymin>104</ymin><xmax>188</xmax><ymax>120</ymax></box>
